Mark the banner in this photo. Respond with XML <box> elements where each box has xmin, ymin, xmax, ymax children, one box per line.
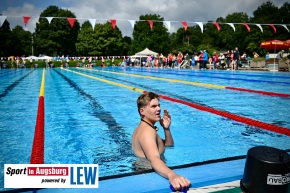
<box><xmin>4</xmin><ymin>164</ymin><xmax>99</xmax><ymax>188</ymax></box>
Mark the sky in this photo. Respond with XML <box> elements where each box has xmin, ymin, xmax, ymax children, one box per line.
<box><xmin>0</xmin><ymin>0</ymin><xmax>288</xmax><ymax>37</ymax></box>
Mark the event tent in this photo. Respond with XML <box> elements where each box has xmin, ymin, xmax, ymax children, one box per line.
<box><xmin>134</xmin><ymin>48</ymin><xmax>158</xmax><ymax>56</ymax></box>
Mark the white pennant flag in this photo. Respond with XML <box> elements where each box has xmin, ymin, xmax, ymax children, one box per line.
<box><xmin>89</xmin><ymin>19</ymin><xmax>96</xmax><ymax>30</ymax></box>
<box><xmin>163</xmin><ymin>21</ymin><xmax>171</xmax><ymax>32</ymax></box>
<box><xmin>0</xmin><ymin>16</ymin><xmax>7</xmax><ymax>28</ymax></box>
<box><xmin>281</xmin><ymin>25</ymin><xmax>289</xmax><ymax>33</ymax></box>
<box><xmin>226</xmin><ymin>23</ymin><xmax>235</xmax><ymax>31</ymax></box>
<box><xmin>128</xmin><ymin>20</ymin><xmax>136</xmax><ymax>29</ymax></box>
<box><xmin>195</xmin><ymin>22</ymin><xmax>203</xmax><ymax>33</ymax></box>
<box><xmin>256</xmin><ymin>24</ymin><xmax>263</xmax><ymax>33</ymax></box>
<box><xmin>45</xmin><ymin>17</ymin><xmax>54</xmax><ymax>24</ymax></box>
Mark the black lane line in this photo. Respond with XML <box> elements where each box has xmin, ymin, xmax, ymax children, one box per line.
<box><xmin>53</xmin><ymin>69</ymin><xmax>133</xmax><ymax>164</ymax></box>
<box><xmin>0</xmin><ymin>69</ymin><xmax>24</xmax><ymax>78</ymax></box>
<box><xmin>79</xmin><ymin>69</ymin><xmax>287</xmax><ymax>136</ymax></box>
<box><xmin>0</xmin><ymin>70</ymin><xmax>35</xmax><ymax>99</ymax></box>
<box><xmin>127</xmin><ymin>67</ymin><xmax>290</xmax><ymax>86</ymax></box>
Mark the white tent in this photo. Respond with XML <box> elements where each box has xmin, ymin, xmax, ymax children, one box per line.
<box><xmin>23</xmin><ymin>56</ymin><xmax>39</xmax><ymax>60</ymax></box>
<box><xmin>134</xmin><ymin>48</ymin><xmax>158</xmax><ymax>56</ymax></box>
<box><xmin>38</xmin><ymin>55</ymin><xmax>52</xmax><ymax>60</ymax></box>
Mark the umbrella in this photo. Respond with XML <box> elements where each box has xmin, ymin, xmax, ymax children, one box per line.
<box><xmin>260</xmin><ymin>40</ymin><xmax>288</xmax><ymax>71</ymax></box>
<box><xmin>260</xmin><ymin>39</ymin><xmax>288</xmax><ymax>50</ymax></box>
<box><xmin>284</xmin><ymin>39</ymin><xmax>290</xmax><ymax>48</ymax></box>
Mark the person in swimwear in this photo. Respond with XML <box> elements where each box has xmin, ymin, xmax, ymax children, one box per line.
<box><xmin>132</xmin><ymin>92</ymin><xmax>191</xmax><ymax>191</ymax></box>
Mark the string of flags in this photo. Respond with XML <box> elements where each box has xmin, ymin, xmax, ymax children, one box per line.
<box><xmin>0</xmin><ymin>15</ymin><xmax>289</xmax><ymax>34</ymax></box>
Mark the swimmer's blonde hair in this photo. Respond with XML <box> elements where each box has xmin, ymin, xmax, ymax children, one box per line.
<box><xmin>137</xmin><ymin>92</ymin><xmax>159</xmax><ymax>115</ymax></box>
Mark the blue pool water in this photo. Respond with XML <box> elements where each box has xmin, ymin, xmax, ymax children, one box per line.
<box><xmin>0</xmin><ymin>67</ymin><xmax>290</xmax><ymax>191</ymax></box>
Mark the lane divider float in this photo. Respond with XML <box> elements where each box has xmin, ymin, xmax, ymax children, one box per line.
<box><xmin>89</xmin><ymin>69</ymin><xmax>290</xmax><ymax>98</ymax></box>
<box><xmin>30</xmin><ymin>69</ymin><xmax>45</xmax><ymax>164</ymax></box>
<box><xmin>63</xmin><ymin>68</ymin><xmax>290</xmax><ymax>136</ymax></box>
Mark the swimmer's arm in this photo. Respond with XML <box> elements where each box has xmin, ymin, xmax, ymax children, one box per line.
<box><xmin>140</xmin><ymin>131</ymin><xmax>190</xmax><ymax>190</ymax></box>
<box><xmin>140</xmin><ymin>130</ymin><xmax>175</xmax><ymax>178</ymax></box>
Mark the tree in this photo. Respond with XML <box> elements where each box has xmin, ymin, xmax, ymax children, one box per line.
<box><xmin>34</xmin><ymin>6</ymin><xmax>80</xmax><ymax>56</ymax></box>
<box><xmin>130</xmin><ymin>14</ymin><xmax>170</xmax><ymax>55</ymax></box>
<box><xmin>11</xmin><ymin>25</ymin><xmax>32</xmax><ymax>56</ymax></box>
<box><xmin>0</xmin><ymin>19</ymin><xmax>14</xmax><ymax>56</ymax></box>
<box><xmin>76</xmin><ymin>21</ymin><xmax>128</xmax><ymax>56</ymax></box>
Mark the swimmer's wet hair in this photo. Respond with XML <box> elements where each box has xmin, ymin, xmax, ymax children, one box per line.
<box><xmin>137</xmin><ymin>92</ymin><xmax>159</xmax><ymax>115</ymax></box>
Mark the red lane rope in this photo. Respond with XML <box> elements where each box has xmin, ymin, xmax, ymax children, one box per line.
<box><xmin>152</xmin><ymin>92</ymin><xmax>290</xmax><ymax>137</ymax></box>
<box><xmin>226</xmin><ymin>86</ymin><xmax>290</xmax><ymax>98</ymax></box>
<box><xmin>30</xmin><ymin>96</ymin><xmax>45</xmax><ymax>164</ymax></box>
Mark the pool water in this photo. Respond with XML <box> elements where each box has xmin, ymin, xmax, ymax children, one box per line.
<box><xmin>0</xmin><ymin>67</ymin><xmax>290</xmax><ymax>191</ymax></box>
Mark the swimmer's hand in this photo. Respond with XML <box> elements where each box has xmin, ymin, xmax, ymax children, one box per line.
<box><xmin>160</xmin><ymin>109</ymin><xmax>171</xmax><ymax>130</ymax></box>
<box><xmin>169</xmin><ymin>173</ymin><xmax>191</xmax><ymax>192</ymax></box>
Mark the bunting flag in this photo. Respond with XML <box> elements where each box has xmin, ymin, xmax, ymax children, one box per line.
<box><xmin>147</xmin><ymin>20</ymin><xmax>153</xmax><ymax>30</ymax></box>
<box><xmin>89</xmin><ymin>19</ymin><xmax>96</xmax><ymax>30</ymax></box>
<box><xmin>0</xmin><ymin>15</ymin><xmax>288</xmax><ymax>34</ymax></box>
<box><xmin>281</xmin><ymin>25</ymin><xmax>289</xmax><ymax>33</ymax></box>
<box><xmin>256</xmin><ymin>24</ymin><xmax>263</xmax><ymax>33</ymax></box>
<box><xmin>23</xmin><ymin>16</ymin><xmax>31</xmax><ymax>26</ymax></box>
<box><xmin>67</xmin><ymin>18</ymin><xmax>76</xmax><ymax>28</ymax></box>
<box><xmin>45</xmin><ymin>17</ymin><xmax>53</xmax><ymax>24</ymax></box>
<box><xmin>268</xmin><ymin>24</ymin><xmax>276</xmax><ymax>34</ymax></box>
<box><xmin>212</xmin><ymin>22</ymin><xmax>220</xmax><ymax>31</ymax></box>
<box><xmin>242</xmin><ymin>23</ymin><xmax>250</xmax><ymax>32</ymax></box>
<box><xmin>195</xmin><ymin>22</ymin><xmax>203</xmax><ymax>33</ymax></box>
<box><xmin>128</xmin><ymin>20</ymin><xmax>136</xmax><ymax>29</ymax></box>
<box><xmin>0</xmin><ymin>16</ymin><xmax>7</xmax><ymax>28</ymax></box>
<box><xmin>110</xmin><ymin>19</ymin><xmax>116</xmax><ymax>30</ymax></box>
<box><xmin>226</xmin><ymin>23</ymin><xmax>235</xmax><ymax>31</ymax></box>
<box><xmin>181</xmin><ymin>21</ymin><xmax>188</xmax><ymax>31</ymax></box>
<box><xmin>163</xmin><ymin>21</ymin><xmax>171</xmax><ymax>32</ymax></box>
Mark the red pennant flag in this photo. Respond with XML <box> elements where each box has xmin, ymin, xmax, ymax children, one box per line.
<box><xmin>147</xmin><ymin>20</ymin><xmax>153</xmax><ymax>30</ymax></box>
<box><xmin>67</xmin><ymin>18</ymin><xmax>76</xmax><ymax>28</ymax></box>
<box><xmin>242</xmin><ymin>23</ymin><xmax>250</xmax><ymax>32</ymax></box>
<box><xmin>268</xmin><ymin>24</ymin><xmax>276</xmax><ymax>34</ymax></box>
<box><xmin>110</xmin><ymin>19</ymin><xmax>116</xmax><ymax>30</ymax></box>
<box><xmin>23</xmin><ymin>16</ymin><xmax>31</xmax><ymax>26</ymax></box>
<box><xmin>181</xmin><ymin>21</ymin><xmax>188</xmax><ymax>31</ymax></box>
<box><xmin>212</xmin><ymin>22</ymin><xmax>220</xmax><ymax>31</ymax></box>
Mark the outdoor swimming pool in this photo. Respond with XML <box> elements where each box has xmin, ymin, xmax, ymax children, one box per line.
<box><xmin>0</xmin><ymin>67</ymin><xmax>290</xmax><ymax>191</ymax></box>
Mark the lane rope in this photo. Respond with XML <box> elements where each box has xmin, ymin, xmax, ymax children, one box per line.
<box><xmin>63</xmin><ymin>68</ymin><xmax>290</xmax><ymax>137</ymax></box>
<box><xmin>30</xmin><ymin>69</ymin><xmax>45</xmax><ymax>164</ymax></box>
<box><xmin>85</xmin><ymin>68</ymin><xmax>290</xmax><ymax>98</ymax></box>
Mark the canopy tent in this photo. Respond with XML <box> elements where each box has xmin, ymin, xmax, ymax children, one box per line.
<box><xmin>260</xmin><ymin>39</ymin><xmax>289</xmax><ymax>51</ymax></box>
<box><xmin>260</xmin><ymin>40</ymin><xmax>287</xmax><ymax>72</ymax></box>
<box><xmin>23</xmin><ymin>56</ymin><xmax>39</xmax><ymax>60</ymax></box>
<box><xmin>38</xmin><ymin>55</ymin><xmax>53</xmax><ymax>60</ymax></box>
<box><xmin>134</xmin><ymin>48</ymin><xmax>158</xmax><ymax>56</ymax></box>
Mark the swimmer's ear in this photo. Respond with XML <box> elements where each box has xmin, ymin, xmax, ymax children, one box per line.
<box><xmin>139</xmin><ymin>107</ymin><xmax>145</xmax><ymax>116</ymax></box>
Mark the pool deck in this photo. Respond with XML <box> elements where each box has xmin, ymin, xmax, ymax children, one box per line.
<box><xmin>8</xmin><ymin>158</ymin><xmax>244</xmax><ymax>193</ymax></box>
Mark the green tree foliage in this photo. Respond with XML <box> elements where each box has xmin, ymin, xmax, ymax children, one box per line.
<box><xmin>76</xmin><ymin>21</ymin><xmax>128</xmax><ymax>56</ymax></box>
<box><xmin>1</xmin><ymin>1</ymin><xmax>289</xmax><ymax>58</ymax></box>
<box><xmin>0</xmin><ymin>19</ymin><xmax>14</xmax><ymax>56</ymax></box>
<box><xmin>12</xmin><ymin>25</ymin><xmax>32</xmax><ymax>56</ymax></box>
<box><xmin>130</xmin><ymin>14</ymin><xmax>170</xmax><ymax>55</ymax></box>
<box><xmin>34</xmin><ymin>5</ymin><xmax>80</xmax><ymax>56</ymax></box>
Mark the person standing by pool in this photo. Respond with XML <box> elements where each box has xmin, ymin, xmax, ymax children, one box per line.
<box><xmin>132</xmin><ymin>92</ymin><xmax>191</xmax><ymax>191</ymax></box>
<box><xmin>234</xmin><ymin>47</ymin><xmax>240</xmax><ymax>70</ymax></box>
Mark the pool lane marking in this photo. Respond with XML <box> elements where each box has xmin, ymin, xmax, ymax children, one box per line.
<box><xmin>79</xmin><ymin>68</ymin><xmax>225</xmax><ymax>89</ymax></box>
<box><xmin>30</xmin><ymin>69</ymin><xmax>45</xmax><ymax>164</ymax></box>
<box><xmin>0</xmin><ymin>68</ymin><xmax>25</xmax><ymax>78</ymax></box>
<box><xmin>130</xmin><ymin>68</ymin><xmax>290</xmax><ymax>85</ymax></box>
<box><xmin>0</xmin><ymin>69</ymin><xmax>35</xmax><ymax>99</ymax></box>
<box><xmin>63</xmin><ymin>68</ymin><xmax>145</xmax><ymax>92</ymax></box>
<box><xmin>85</xmin><ymin>68</ymin><xmax>290</xmax><ymax>98</ymax></box>
<box><xmin>64</xmin><ymin>68</ymin><xmax>290</xmax><ymax>137</ymax></box>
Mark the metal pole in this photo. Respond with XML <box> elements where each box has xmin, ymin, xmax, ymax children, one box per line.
<box><xmin>32</xmin><ymin>37</ymin><xmax>34</xmax><ymax>56</ymax></box>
